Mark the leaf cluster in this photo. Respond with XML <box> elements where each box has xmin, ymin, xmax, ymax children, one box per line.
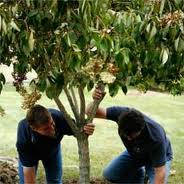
<box><xmin>0</xmin><ymin>0</ymin><xmax>184</xmax><ymax>97</ymax></box>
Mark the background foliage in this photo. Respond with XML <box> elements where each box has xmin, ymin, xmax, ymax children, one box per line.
<box><xmin>0</xmin><ymin>0</ymin><xmax>184</xmax><ymax>99</ymax></box>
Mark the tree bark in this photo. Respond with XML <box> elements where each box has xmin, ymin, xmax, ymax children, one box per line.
<box><xmin>77</xmin><ymin>134</ymin><xmax>90</xmax><ymax>184</ymax></box>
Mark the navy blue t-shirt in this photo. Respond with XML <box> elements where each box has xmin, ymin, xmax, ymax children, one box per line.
<box><xmin>16</xmin><ymin>109</ymin><xmax>73</xmax><ymax>167</ymax></box>
<box><xmin>106</xmin><ymin>106</ymin><xmax>173</xmax><ymax>167</ymax></box>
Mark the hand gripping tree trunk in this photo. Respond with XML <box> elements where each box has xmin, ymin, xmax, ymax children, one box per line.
<box><xmin>54</xmin><ymin>83</ymin><xmax>105</xmax><ymax>184</ymax></box>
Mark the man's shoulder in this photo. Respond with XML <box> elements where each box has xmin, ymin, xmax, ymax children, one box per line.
<box><xmin>48</xmin><ymin>108</ymin><xmax>60</xmax><ymax>113</ymax></box>
<box><xmin>145</xmin><ymin>118</ymin><xmax>166</xmax><ymax>141</ymax></box>
<box><xmin>18</xmin><ymin>118</ymin><xmax>28</xmax><ymax>130</ymax></box>
<box><xmin>106</xmin><ymin>106</ymin><xmax>130</xmax><ymax>122</ymax></box>
<box><xmin>48</xmin><ymin>108</ymin><xmax>62</xmax><ymax>117</ymax></box>
<box><xmin>17</xmin><ymin>118</ymin><xmax>32</xmax><ymax>143</ymax></box>
<box><xmin>48</xmin><ymin>108</ymin><xmax>66</xmax><ymax>124</ymax></box>
<box><xmin>107</xmin><ymin>106</ymin><xmax>130</xmax><ymax>112</ymax></box>
<box><xmin>107</xmin><ymin>106</ymin><xmax>130</xmax><ymax>116</ymax></box>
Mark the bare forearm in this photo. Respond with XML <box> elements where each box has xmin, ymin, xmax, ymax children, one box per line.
<box><xmin>86</xmin><ymin>102</ymin><xmax>106</xmax><ymax>119</ymax></box>
<box><xmin>23</xmin><ymin>167</ymin><xmax>36</xmax><ymax>184</ymax></box>
<box><xmin>154</xmin><ymin>173</ymin><xmax>165</xmax><ymax>184</ymax></box>
<box><xmin>154</xmin><ymin>165</ymin><xmax>166</xmax><ymax>184</ymax></box>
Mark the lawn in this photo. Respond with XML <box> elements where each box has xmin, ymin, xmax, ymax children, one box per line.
<box><xmin>0</xmin><ymin>84</ymin><xmax>184</xmax><ymax>183</ymax></box>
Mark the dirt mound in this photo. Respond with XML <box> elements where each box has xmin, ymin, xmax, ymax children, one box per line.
<box><xmin>64</xmin><ymin>178</ymin><xmax>110</xmax><ymax>184</ymax></box>
<box><xmin>0</xmin><ymin>157</ymin><xmax>18</xmax><ymax>184</ymax></box>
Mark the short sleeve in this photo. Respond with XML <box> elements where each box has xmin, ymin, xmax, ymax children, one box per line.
<box><xmin>16</xmin><ymin>122</ymin><xmax>38</xmax><ymax>167</ymax></box>
<box><xmin>106</xmin><ymin>106</ymin><xmax>130</xmax><ymax>122</ymax></box>
<box><xmin>149</xmin><ymin>141</ymin><xmax>166</xmax><ymax>167</ymax></box>
<box><xmin>17</xmin><ymin>143</ymin><xmax>38</xmax><ymax>167</ymax></box>
<box><xmin>50</xmin><ymin>109</ymin><xmax>74</xmax><ymax>136</ymax></box>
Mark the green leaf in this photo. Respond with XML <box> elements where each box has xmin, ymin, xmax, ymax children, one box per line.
<box><xmin>28</xmin><ymin>30</ymin><xmax>34</xmax><ymax>52</ymax></box>
<box><xmin>121</xmin><ymin>84</ymin><xmax>127</xmax><ymax>95</ymax></box>
<box><xmin>55</xmin><ymin>73</ymin><xmax>64</xmax><ymax>90</ymax></box>
<box><xmin>146</xmin><ymin>23</ymin><xmax>151</xmax><ymax>33</ymax></box>
<box><xmin>45</xmin><ymin>84</ymin><xmax>62</xmax><ymax>99</ymax></box>
<box><xmin>10</xmin><ymin>20</ymin><xmax>20</xmax><ymax>32</ymax></box>
<box><xmin>81</xmin><ymin>0</ymin><xmax>87</xmax><ymax>13</ymax></box>
<box><xmin>26</xmin><ymin>0</ymin><xmax>30</xmax><ymax>7</ymax></box>
<box><xmin>159</xmin><ymin>0</ymin><xmax>165</xmax><ymax>16</ymax></box>
<box><xmin>160</xmin><ymin>48</ymin><xmax>169</xmax><ymax>64</ymax></box>
<box><xmin>121</xmin><ymin>38</ymin><xmax>136</xmax><ymax>48</ymax></box>
<box><xmin>0</xmin><ymin>73</ymin><xmax>6</xmax><ymax>84</ymax></box>
<box><xmin>2</xmin><ymin>18</ymin><xmax>7</xmax><ymax>34</ymax></box>
<box><xmin>178</xmin><ymin>36</ymin><xmax>184</xmax><ymax>53</ymax></box>
<box><xmin>28</xmin><ymin>10</ymin><xmax>38</xmax><ymax>17</ymax></box>
<box><xmin>149</xmin><ymin>24</ymin><xmax>157</xmax><ymax>40</ymax></box>
<box><xmin>0</xmin><ymin>83</ymin><xmax>2</xmax><ymax>94</ymax></box>
<box><xmin>72</xmin><ymin>44</ymin><xmax>81</xmax><ymax>52</ymax></box>
<box><xmin>0</xmin><ymin>15</ymin><xmax>2</xmax><ymax>32</ymax></box>
<box><xmin>115</xmin><ymin>51</ymin><xmax>124</xmax><ymax>69</ymax></box>
<box><xmin>122</xmin><ymin>48</ymin><xmax>130</xmax><ymax>65</ymax></box>
<box><xmin>108</xmin><ymin>83</ymin><xmax>119</xmax><ymax>97</ymax></box>
<box><xmin>51</xmin><ymin>0</ymin><xmax>57</xmax><ymax>8</ymax></box>
<box><xmin>87</xmin><ymin>80</ymin><xmax>94</xmax><ymax>91</ymax></box>
<box><xmin>67</xmin><ymin>33</ymin><xmax>71</xmax><ymax>47</ymax></box>
<box><xmin>174</xmin><ymin>37</ymin><xmax>179</xmax><ymax>51</ymax></box>
<box><xmin>136</xmin><ymin>15</ymin><xmax>141</xmax><ymax>23</ymax></box>
<box><xmin>46</xmin><ymin>86</ymin><xmax>55</xmax><ymax>99</ymax></box>
<box><xmin>22</xmin><ymin>45</ymin><xmax>30</xmax><ymax>57</ymax></box>
<box><xmin>37</xmin><ymin>79</ymin><xmax>47</xmax><ymax>92</ymax></box>
<box><xmin>77</xmin><ymin>35</ymin><xmax>87</xmax><ymax>49</ymax></box>
<box><xmin>100</xmin><ymin>38</ymin><xmax>109</xmax><ymax>53</ymax></box>
<box><xmin>169</xmin><ymin>26</ymin><xmax>178</xmax><ymax>40</ymax></box>
<box><xmin>69</xmin><ymin>54</ymin><xmax>81</xmax><ymax>70</ymax></box>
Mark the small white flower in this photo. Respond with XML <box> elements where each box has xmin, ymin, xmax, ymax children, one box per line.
<box><xmin>100</xmin><ymin>72</ymin><xmax>116</xmax><ymax>84</ymax></box>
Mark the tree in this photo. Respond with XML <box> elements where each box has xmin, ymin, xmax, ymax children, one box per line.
<box><xmin>0</xmin><ymin>0</ymin><xmax>184</xmax><ymax>183</ymax></box>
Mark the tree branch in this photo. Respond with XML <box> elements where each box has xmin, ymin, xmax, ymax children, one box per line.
<box><xmin>78</xmin><ymin>86</ymin><xmax>85</xmax><ymax>125</ymax></box>
<box><xmin>54</xmin><ymin>97</ymin><xmax>79</xmax><ymax>136</ymax></box>
<box><xmin>86</xmin><ymin>83</ymin><xmax>105</xmax><ymax>123</ymax></box>
<box><xmin>71</xmin><ymin>87</ymin><xmax>79</xmax><ymax>115</ymax></box>
<box><xmin>64</xmin><ymin>87</ymin><xmax>80</xmax><ymax>123</ymax></box>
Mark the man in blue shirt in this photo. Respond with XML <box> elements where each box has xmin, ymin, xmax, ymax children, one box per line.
<box><xmin>16</xmin><ymin>104</ymin><xmax>95</xmax><ymax>184</ymax></box>
<box><xmin>87</xmin><ymin>89</ymin><xmax>173</xmax><ymax>184</ymax></box>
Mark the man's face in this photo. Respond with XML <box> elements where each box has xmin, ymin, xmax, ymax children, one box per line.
<box><xmin>31</xmin><ymin>118</ymin><xmax>56</xmax><ymax>137</ymax></box>
<box><xmin>123</xmin><ymin>131</ymin><xmax>142</xmax><ymax>141</ymax></box>
<box><xmin>119</xmin><ymin>130</ymin><xmax>142</xmax><ymax>141</ymax></box>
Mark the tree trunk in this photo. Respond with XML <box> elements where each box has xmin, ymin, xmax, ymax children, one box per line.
<box><xmin>77</xmin><ymin>134</ymin><xmax>90</xmax><ymax>184</ymax></box>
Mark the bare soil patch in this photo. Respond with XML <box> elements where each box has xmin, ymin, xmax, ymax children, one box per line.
<box><xmin>64</xmin><ymin>178</ymin><xmax>109</xmax><ymax>184</ymax></box>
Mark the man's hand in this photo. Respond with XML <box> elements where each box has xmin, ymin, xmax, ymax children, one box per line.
<box><xmin>92</xmin><ymin>88</ymin><xmax>106</xmax><ymax>100</ymax></box>
<box><xmin>83</xmin><ymin>123</ymin><xmax>95</xmax><ymax>135</ymax></box>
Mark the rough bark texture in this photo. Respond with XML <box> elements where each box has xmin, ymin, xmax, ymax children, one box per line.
<box><xmin>77</xmin><ymin>134</ymin><xmax>90</xmax><ymax>184</ymax></box>
<box><xmin>0</xmin><ymin>157</ymin><xmax>18</xmax><ymax>184</ymax></box>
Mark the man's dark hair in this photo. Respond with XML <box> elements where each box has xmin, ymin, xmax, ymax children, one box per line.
<box><xmin>26</xmin><ymin>104</ymin><xmax>51</xmax><ymax>128</ymax></box>
<box><xmin>118</xmin><ymin>108</ymin><xmax>145</xmax><ymax>137</ymax></box>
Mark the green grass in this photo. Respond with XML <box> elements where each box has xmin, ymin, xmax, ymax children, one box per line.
<box><xmin>1</xmin><ymin>84</ymin><xmax>184</xmax><ymax>183</ymax></box>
